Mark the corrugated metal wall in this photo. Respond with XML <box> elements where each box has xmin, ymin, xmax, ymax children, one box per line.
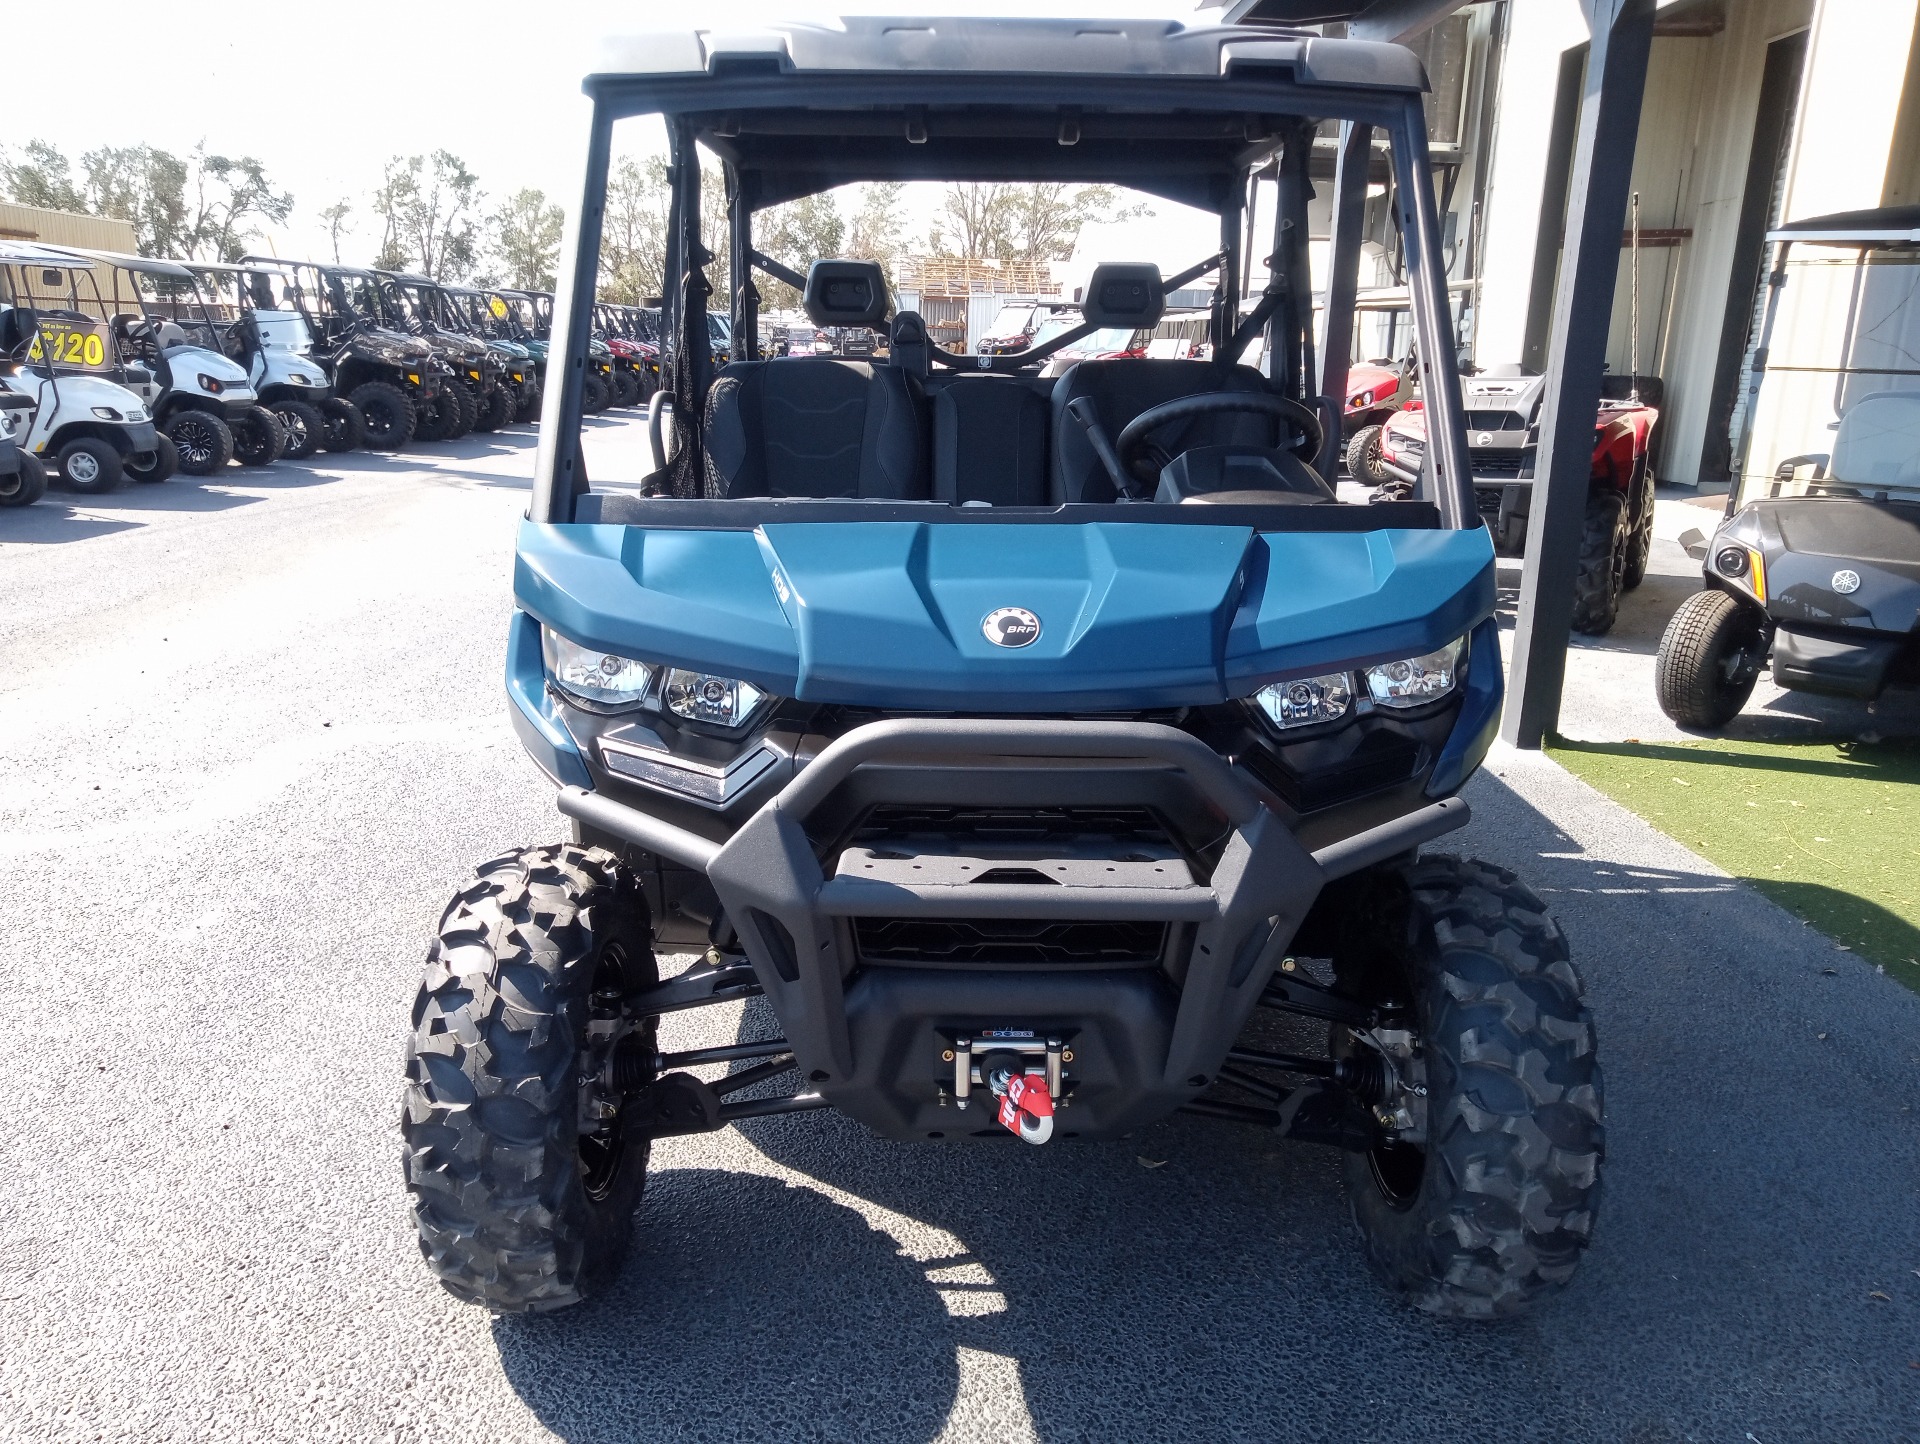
<box><xmin>0</xmin><ymin>203</ymin><xmax>138</xmax><ymax>254</ymax></box>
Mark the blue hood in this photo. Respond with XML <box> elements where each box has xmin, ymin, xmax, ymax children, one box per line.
<box><xmin>515</xmin><ymin>519</ymin><xmax>1496</xmax><ymax>712</ymax></box>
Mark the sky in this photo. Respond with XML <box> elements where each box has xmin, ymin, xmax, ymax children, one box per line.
<box><xmin>9</xmin><ymin>0</ymin><xmax>1219</xmax><ymax>267</ymax></box>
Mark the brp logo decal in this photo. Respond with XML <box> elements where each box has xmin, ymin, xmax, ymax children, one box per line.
<box><xmin>1476</xmin><ymin>432</ymin><xmax>1493</xmax><ymax>446</ymax></box>
<box><xmin>1831</xmin><ymin>569</ymin><xmax>1862</xmax><ymax>595</ymax></box>
<box><xmin>982</xmin><ymin>607</ymin><xmax>1042</xmax><ymax>648</ymax></box>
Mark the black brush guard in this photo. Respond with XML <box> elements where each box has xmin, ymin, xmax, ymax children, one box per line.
<box><xmin>559</xmin><ymin>718</ymin><xmax>1468</xmax><ymax>1141</ymax></box>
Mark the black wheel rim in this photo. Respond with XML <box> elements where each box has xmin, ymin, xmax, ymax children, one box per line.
<box><xmin>173</xmin><ymin>419</ymin><xmax>215</xmax><ymax>467</ymax></box>
<box><xmin>579</xmin><ymin>940</ymin><xmax>640</xmax><ymax>1201</ymax></box>
<box><xmin>364</xmin><ymin>404</ymin><xmax>396</xmax><ymax>441</ymax></box>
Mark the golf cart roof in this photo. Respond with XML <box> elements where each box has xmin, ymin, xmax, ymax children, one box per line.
<box><xmin>0</xmin><ymin>240</ymin><xmax>96</xmax><ymax>269</ymax></box>
<box><xmin>55</xmin><ymin>248</ymin><xmax>196</xmax><ymax>280</ymax></box>
<box><xmin>1768</xmin><ymin>205</ymin><xmax>1920</xmax><ymax>246</ymax></box>
<box><xmin>586</xmin><ymin>17</ymin><xmax>1429</xmax><ymax>210</ymax></box>
<box><xmin>380</xmin><ymin>271</ymin><xmax>442</xmax><ymax>288</ymax></box>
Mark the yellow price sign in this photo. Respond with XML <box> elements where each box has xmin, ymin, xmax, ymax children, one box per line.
<box><xmin>26</xmin><ymin>317</ymin><xmax>111</xmax><ymax>372</ymax></box>
<box><xmin>488</xmin><ymin>296</ymin><xmax>508</xmax><ymax>320</ymax></box>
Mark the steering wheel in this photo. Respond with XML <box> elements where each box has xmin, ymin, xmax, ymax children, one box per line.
<box><xmin>1115</xmin><ymin>391</ymin><xmax>1325</xmax><ymax>489</ymax></box>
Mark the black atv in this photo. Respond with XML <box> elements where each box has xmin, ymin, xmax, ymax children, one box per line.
<box><xmin>245</xmin><ymin>256</ymin><xmax>452</xmax><ymax>450</ymax></box>
<box><xmin>1657</xmin><ymin>206</ymin><xmax>1920</xmax><ymax>728</ymax></box>
<box><xmin>379</xmin><ymin>272</ymin><xmax>515</xmax><ymax>435</ymax></box>
<box><xmin>194</xmin><ymin>259</ymin><xmax>364</xmax><ymax>458</ymax></box>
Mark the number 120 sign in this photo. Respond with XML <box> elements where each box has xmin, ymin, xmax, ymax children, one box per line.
<box><xmin>26</xmin><ymin>318</ymin><xmax>110</xmax><ymax>371</ymax></box>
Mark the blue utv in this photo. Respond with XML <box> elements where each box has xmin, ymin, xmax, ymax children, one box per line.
<box><xmin>402</xmin><ymin>16</ymin><xmax>1605</xmax><ymax>1321</ymax></box>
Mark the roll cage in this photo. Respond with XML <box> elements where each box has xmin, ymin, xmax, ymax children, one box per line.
<box><xmin>532</xmin><ymin>19</ymin><xmax>1474</xmax><ymax>531</ymax></box>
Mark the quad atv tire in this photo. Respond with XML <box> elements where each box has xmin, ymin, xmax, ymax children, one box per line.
<box><xmin>515</xmin><ymin>378</ymin><xmax>543</xmax><ymax>426</ymax></box>
<box><xmin>57</xmin><ymin>437</ymin><xmax>124</xmax><ymax>494</ymax></box>
<box><xmin>1339</xmin><ymin>855</ymin><xmax>1604</xmax><ymax>1320</ymax></box>
<box><xmin>415</xmin><ymin>389</ymin><xmax>463</xmax><ymax>444</ymax></box>
<box><xmin>231</xmin><ymin>405</ymin><xmax>287</xmax><ymax>467</ymax></box>
<box><xmin>403</xmin><ymin>844</ymin><xmax>657</xmax><ymax>1313</ymax></box>
<box><xmin>165</xmin><ymin>412</ymin><xmax>235</xmax><ymax>476</ymax></box>
<box><xmin>1345</xmin><ymin>424</ymin><xmax>1392</xmax><ymax>487</ymax></box>
<box><xmin>448</xmin><ymin>383</ymin><xmax>476</xmax><ymax>439</ymax></box>
<box><xmin>611</xmin><ymin>369</ymin><xmax>642</xmax><ymax>409</ymax></box>
<box><xmin>319</xmin><ymin>397</ymin><xmax>366</xmax><ymax>453</ymax></box>
<box><xmin>349</xmin><ymin>382</ymin><xmax>415</xmax><ymax>450</ymax></box>
<box><xmin>125</xmin><ymin>434</ymin><xmax>179</xmax><ymax>484</ymax></box>
<box><xmin>1654</xmin><ymin>588</ymin><xmax>1769</xmax><ymax>730</ymax></box>
<box><xmin>271</xmin><ymin>399</ymin><xmax>325</xmax><ymax>461</ymax></box>
<box><xmin>472</xmin><ymin>386</ymin><xmax>511</xmax><ymax>434</ymax></box>
<box><xmin>1623</xmin><ymin>465</ymin><xmax>1656</xmax><ymax>591</ymax></box>
<box><xmin>1570</xmin><ymin>490</ymin><xmax>1628</xmax><ymax>636</ymax></box>
<box><xmin>581</xmin><ymin>373</ymin><xmax>610</xmax><ymax>414</ymax></box>
<box><xmin>0</xmin><ymin>451</ymin><xmax>47</xmax><ymax>507</ymax></box>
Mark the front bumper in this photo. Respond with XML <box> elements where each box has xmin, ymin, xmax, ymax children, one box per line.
<box><xmin>1772</xmin><ymin>625</ymin><xmax>1912</xmax><ymax>699</ymax></box>
<box><xmin>554</xmin><ymin>717</ymin><xmax>1468</xmax><ymax>1141</ymax></box>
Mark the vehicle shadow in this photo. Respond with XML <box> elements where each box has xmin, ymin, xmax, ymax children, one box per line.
<box><xmin>491</xmin><ymin>1166</ymin><xmax>960</xmax><ymax>1444</ymax></box>
<box><xmin>496</xmin><ymin>763</ymin><xmax>1919</xmax><ymax>1444</ymax></box>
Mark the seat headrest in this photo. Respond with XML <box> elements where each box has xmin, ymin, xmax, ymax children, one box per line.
<box><xmin>1082</xmin><ymin>262</ymin><xmax>1164</xmax><ymax>329</ymax></box>
<box><xmin>804</xmin><ymin>260</ymin><xmax>890</xmax><ymax>329</ymax></box>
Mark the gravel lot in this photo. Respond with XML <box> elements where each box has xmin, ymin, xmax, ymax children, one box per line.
<box><xmin>1</xmin><ymin>429</ymin><xmax>1915</xmax><ymax>1443</ymax></box>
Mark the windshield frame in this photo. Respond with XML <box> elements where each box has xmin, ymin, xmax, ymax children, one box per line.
<box><xmin>532</xmin><ymin>68</ymin><xmax>1472</xmax><ymax>531</ymax></box>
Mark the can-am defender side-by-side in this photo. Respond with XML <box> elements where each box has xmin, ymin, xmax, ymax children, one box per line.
<box><xmin>0</xmin><ymin>244</ymin><xmax>169</xmax><ymax>494</ymax></box>
<box><xmin>1376</xmin><ymin>370</ymin><xmax>1660</xmax><ymax>634</ymax></box>
<box><xmin>379</xmin><ymin>272</ymin><xmax>514</xmax><ymax>434</ymax></box>
<box><xmin>62</xmin><ymin>249</ymin><xmax>286</xmax><ymax>474</ymax></box>
<box><xmin>191</xmin><ymin>260</ymin><xmax>358</xmax><ymax>460</ymax></box>
<box><xmin>1657</xmin><ymin>207</ymin><xmax>1920</xmax><ymax>729</ymax></box>
<box><xmin>403</xmin><ymin>19</ymin><xmax>1604</xmax><ymax>1323</ymax></box>
<box><xmin>444</xmin><ymin>286</ymin><xmax>542</xmax><ymax>425</ymax></box>
<box><xmin>244</xmin><ymin>256</ymin><xmax>449</xmax><ymax>450</ymax></box>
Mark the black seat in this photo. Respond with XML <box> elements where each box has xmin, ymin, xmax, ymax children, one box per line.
<box><xmin>1052</xmin><ymin>358</ymin><xmax>1278</xmax><ymax>503</ymax></box>
<box><xmin>703</xmin><ymin>260</ymin><xmax>928</xmax><ymax>500</ymax></box>
<box><xmin>930</xmin><ymin>377</ymin><xmax>1052</xmax><ymax>506</ymax></box>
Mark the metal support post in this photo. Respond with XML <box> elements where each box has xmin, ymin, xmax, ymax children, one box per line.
<box><xmin>1502</xmin><ymin>0</ymin><xmax>1657</xmax><ymax>749</ymax></box>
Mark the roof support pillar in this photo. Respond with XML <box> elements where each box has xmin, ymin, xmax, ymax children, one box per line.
<box><xmin>1502</xmin><ymin>0</ymin><xmax>1655</xmax><ymax>749</ymax></box>
<box><xmin>1316</xmin><ymin>120</ymin><xmax>1373</xmax><ymax>480</ymax></box>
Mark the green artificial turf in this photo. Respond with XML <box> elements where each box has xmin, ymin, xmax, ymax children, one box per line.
<box><xmin>1548</xmin><ymin>735</ymin><xmax>1920</xmax><ymax>993</ymax></box>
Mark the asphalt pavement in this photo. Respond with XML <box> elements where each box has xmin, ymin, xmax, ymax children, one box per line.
<box><xmin>1</xmin><ymin>427</ymin><xmax>1915</xmax><ymax>1443</ymax></box>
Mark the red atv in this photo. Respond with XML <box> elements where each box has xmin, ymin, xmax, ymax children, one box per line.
<box><xmin>1340</xmin><ymin>356</ymin><xmax>1413</xmax><ymax>485</ymax></box>
<box><xmin>1376</xmin><ymin>370</ymin><xmax>1660</xmax><ymax>635</ymax></box>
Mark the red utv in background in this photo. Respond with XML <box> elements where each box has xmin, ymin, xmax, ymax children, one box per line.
<box><xmin>1341</xmin><ymin>357</ymin><xmax>1411</xmax><ymax>484</ymax></box>
<box><xmin>1376</xmin><ymin>369</ymin><xmax>1661</xmax><ymax>635</ymax></box>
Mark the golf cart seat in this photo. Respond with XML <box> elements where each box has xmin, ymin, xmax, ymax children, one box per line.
<box><xmin>1830</xmin><ymin>391</ymin><xmax>1920</xmax><ymax>491</ymax></box>
<box><xmin>703</xmin><ymin>259</ymin><xmax>928</xmax><ymax>500</ymax></box>
<box><xmin>0</xmin><ymin>307</ymin><xmax>37</xmax><ymax>357</ymax></box>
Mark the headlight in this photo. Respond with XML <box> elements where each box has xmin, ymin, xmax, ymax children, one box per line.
<box><xmin>288</xmin><ymin>372</ymin><xmax>310</xmax><ymax>385</ymax></box>
<box><xmin>664</xmin><ymin>669</ymin><xmax>765</xmax><ymax>727</ymax></box>
<box><xmin>91</xmin><ymin>405</ymin><xmax>124</xmax><ymax>421</ymax></box>
<box><xmin>1253</xmin><ymin>672</ymin><xmax>1353</xmax><ymax>729</ymax></box>
<box><xmin>542</xmin><ymin>628</ymin><xmax>655</xmax><ymax>706</ymax></box>
<box><xmin>1365</xmin><ymin>638</ymin><xmax>1464</xmax><ymax>708</ymax></box>
<box><xmin>197</xmin><ymin>374</ymin><xmax>224</xmax><ymax>394</ymax></box>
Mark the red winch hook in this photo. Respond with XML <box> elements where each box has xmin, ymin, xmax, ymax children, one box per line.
<box><xmin>993</xmin><ymin>1070</ymin><xmax>1055</xmax><ymax>1145</ymax></box>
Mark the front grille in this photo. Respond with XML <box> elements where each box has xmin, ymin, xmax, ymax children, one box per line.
<box><xmin>1464</xmin><ymin>410</ymin><xmax>1528</xmax><ymax>431</ymax></box>
<box><xmin>854</xmin><ymin>916</ymin><xmax>1168</xmax><ymax>966</ymax></box>
<box><xmin>1469</xmin><ymin>452</ymin><xmax>1532</xmax><ymax>479</ymax></box>
<box><xmin>851</xmin><ymin>804</ymin><xmax>1174</xmax><ymax>851</ymax></box>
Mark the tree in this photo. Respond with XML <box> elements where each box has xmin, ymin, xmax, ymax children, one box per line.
<box><xmin>936</xmin><ymin>183</ymin><xmax>1015</xmax><ymax>259</ymax></box>
<box><xmin>926</xmin><ymin>182</ymin><xmax>1151</xmax><ymax>262</ymax></box>
<box><xmin>181</xmin><ymin>147</ymin><xmax>292</xmax><ymax>261</ymax></box>
<box><xmin>319</xmin><ymin>200</ymin><xmax>353</xmax><ymax>265</ymax></box>
<box><xmin>488</xmin><ymin>188</ymin><xmax>565</xmax><ymax>291</ymax></box>
<box><xmin>756</xmin><ymin>190</ymin><xmax>845</xmax><ymax>309</ymax></box>
<box><xmin>599</xmin><ymin>156</ymin><xmax>672</xmax><ymax>304</ymax></box>
<box><xmin>80</xmin><ymin>145</ymin><xmax>189</xmax><ymax>256</ymax></box>
<box><xmin>846</xmin><ymin>182</ymin><xmax>906</xmax><ymax>268</ymax></box>
<box><xmin>0</xmin><ymin>140</ymin><xmax>85</xmax><ymax>213</ymax></box>
<box><xmin>370</xmin><ymin>151</ymin><xmax>482</xmax><ymax>280</ymax></box>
